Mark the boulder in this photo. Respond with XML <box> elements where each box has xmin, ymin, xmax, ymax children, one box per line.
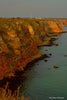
<box><xmin>49</xmin><ymin>53</ymin><xmax>52</xmax><ymax>56</ymax></box>
<box><xmin>53</xmin><ymin>66</ymin><xmax>59</xmax><ymax>68</ymax></box>
<box><xmin>55</xmin><ymin>42</ymin><xmax>58</xmax><ymax>46</ymax></box>
<box><xmin>44</xmin><ymin>59</ymin><xmax>48</xmax><ymax>62</ymax></box>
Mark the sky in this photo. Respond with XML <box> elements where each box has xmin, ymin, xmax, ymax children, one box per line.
<box><xmin>0</xmin><ymin>0</ymin><xmax>67</xmax><ymax>18</ymax></box>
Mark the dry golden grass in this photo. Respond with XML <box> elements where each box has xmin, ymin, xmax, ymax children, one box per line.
<box><xmin>0</xmin><ymin>83</ymin><xmax>32</xmax><ymax>100</ymax></box>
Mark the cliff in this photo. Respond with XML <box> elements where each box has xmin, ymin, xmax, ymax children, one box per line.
<box><xmin>58</xmin><ymin>19</ymin><xmax>67</xmax><ymax>26</ymax></box>
<box><xmin>0</xmin><ymin>18</ymin><xmax>65</xmax><ymax>80</ymax></box>
<box><xmin>24</xmin><ymin>19</ymin><xmax>64</xmax><ymax>46</ymax></box>
<box><xmin>0</xmin><ymin>18</ymin><xmax>40</xmax><ymax>80</ymax></box>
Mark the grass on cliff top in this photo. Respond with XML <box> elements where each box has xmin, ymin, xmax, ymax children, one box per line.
<box><xmin>0</xmin><ymin>83</ymin><xmax>32</xmax><ymax>100</ymax></box>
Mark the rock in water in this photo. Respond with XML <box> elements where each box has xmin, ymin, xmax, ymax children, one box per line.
<box><xmin>49</xmin><ymin>53</ymin><xmax>52</xmax><ymax>56</ymax></box>
<box><xmin>55</xmin><ymin>42</ymin><xmax>58</xmax><ymax>46</ymax></box>
<box><xmin>53</xmin><ymin>66</ymin><xmax>59</xmax><ymax>68</ymax></box>
<box><xmin>44</xmin><ymin>59</ymin><xmax>48</xmax><ymax>62</ymax></box>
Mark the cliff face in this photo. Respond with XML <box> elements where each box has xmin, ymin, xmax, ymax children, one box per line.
<box><xmin>0</xmin><ymin>18</ymin><xmax>39</xmax><ymax>80</ymax></box>
<box><xmin>0</xmin><ymin>18</ymin><xmax>65</xmax><ymax>80</ymax></box>
<box><xmin>24</xmin><ymin>19</ymin><xmax>64</xmax><ymax>46</ymax></box>
<box><xmin>45</xmin><ymin>20</ymin><xmax>63</xmax><ymax>33</ymax></box>
<box><xmin>58</xmin><ymin>19</ymin><xmax>67</xmax><ymax>26</ymax></box>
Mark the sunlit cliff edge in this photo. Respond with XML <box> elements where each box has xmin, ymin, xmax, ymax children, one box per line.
<box><xmin>0</xmin><ymin>18</ymin><xmax>66</xmax><ymax>80</ymax></box>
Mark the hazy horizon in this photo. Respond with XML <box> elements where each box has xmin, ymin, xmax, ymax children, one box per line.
<box><xmin>0</xmin><ymin>0</ymin><xmax>67</xmax><ymax>18</ymax></box>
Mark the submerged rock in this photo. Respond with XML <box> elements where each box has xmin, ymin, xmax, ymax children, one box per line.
<box><xmin>49</xmin><ymin>53</ymin><xmax>52</xmax><ymax>56</ymax></box>
<box><xmin>48</xmin><ymin>68</ymin><xmax>51</xmax><ymax>70</ymax></box>
<box><xmin>44</xmin><ymin>59</ymin><xmax>48</xmax><ymax>62</ymax></box>
<box><xmin>45</xmin><ymin>49</ymin><xmax>48</xmax><ymax>51</ymax></box>
<box><xmin>64</xmin><ymin>55</ymin><xmax>67</xmax><ymax>57</ymax></box>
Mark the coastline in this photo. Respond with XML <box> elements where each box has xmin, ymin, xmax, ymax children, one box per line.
<box><xmin>0</xmin><ymin>53</ymin><xmax>48</xmax><ymax>88</ymax></box>
<box><xmin>0</xmin><ymin>18</ymin><xmax>67</xmax><ymax>81</ymax></box>
<box><xmin>0</xmin><ymin>30</ymin><xmax>64</xmax><ymax>82</ymax></box>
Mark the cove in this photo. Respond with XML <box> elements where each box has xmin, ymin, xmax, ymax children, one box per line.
<box><xmin>18</xmin><ymin>26</ymin><xmax>67</xmax><ymax>100</ymax></box>
<box><xmin>10</xmin><ymin>26</ymin><xmax>67</xmax><ymax>100</ymax></box>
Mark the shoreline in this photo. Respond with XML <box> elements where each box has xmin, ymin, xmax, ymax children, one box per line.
<box><xmin>0</xmin><ymin>18</ymin><xmax>67</xmax><ymax>82</ymax></box>
<box><xmin>0</xmin><ymin>53</ymin><xmax>48</xmax><ymax>89</ymax></box>
<box><xmin>0</xmin><ymin>30</ymin><xmax>65</xmax><ymax>87</ymax></box>
<box><xmin>0</xmin><ymin>30</ymin><xmax>66</xmax><ymax>83</ymax></box>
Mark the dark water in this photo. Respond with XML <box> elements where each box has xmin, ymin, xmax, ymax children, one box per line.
<box><xmin>20</xmin><ymin>26</ymin><xmax>67</xmax><ymax>100</ymax></box>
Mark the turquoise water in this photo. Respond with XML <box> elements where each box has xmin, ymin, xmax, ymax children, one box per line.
<box><xmin>20</xmin><ymin>26</ymin><xmax>67</xmax><ymax>100</ymax></box>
